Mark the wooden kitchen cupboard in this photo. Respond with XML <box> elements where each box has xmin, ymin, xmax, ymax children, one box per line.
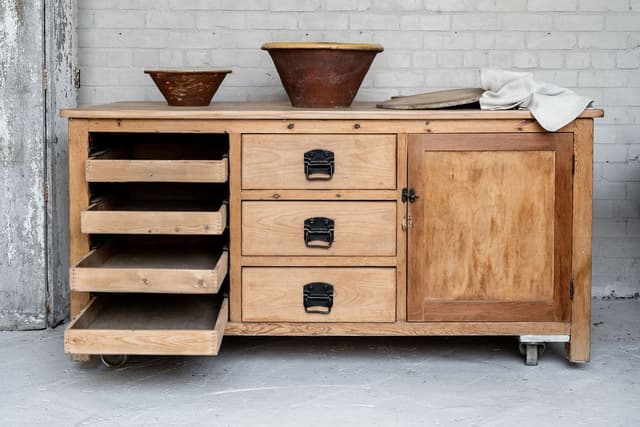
<box><xmin>61</xmin><ymin>102</ymin><xmax>602</xmax><ymax>366</ymax></box>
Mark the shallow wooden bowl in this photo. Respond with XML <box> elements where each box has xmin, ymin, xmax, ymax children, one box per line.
<box><xmin>261</xmin><ymin>42</ymin><xmax>383</xmax><ymax>108</ymax></box>
<box><xmin>145</xmin><ymin>70</ymin><xmax>232</xmax><ymax>106</ymax></box>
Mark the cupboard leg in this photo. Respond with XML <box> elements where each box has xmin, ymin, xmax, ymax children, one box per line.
<box><xmin>567</xmin><ymin>119</ymin><xmax>593</xmax><ymax>363</ymax></box>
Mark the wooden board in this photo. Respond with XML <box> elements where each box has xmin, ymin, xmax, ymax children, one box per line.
<box><xmin>84</xmin><ymin>118</ymin><xmax>578</xmax><ymax>135</ymax></box>
<box><xmin>81</xmin><ymin>199</ymin><xmax>227</xmax><ymax>235</ymax></box>
<box><xmin>65</xmin><ymin>295</ymin><xmax>227</xmax><ymax>355</ymax></box>
<box><xmin>242</xmin><ymin>267</ymin><xmax>396</xmax><ymax>322</ymax></box>
<box><xmin>241</xmin><ymin>134</ymin><xmax>396</xmax><ymax>189</ymax></box>
<box><xmin>86</xmin><ymin>149</ymin><xmax>228</xmax><ymax>182</ymax></box>
<box><xmin>225</xmin><ymin>321</ymin><xmax>571</xmax><ymax>336</ymax></box>
<box><xmin>68</xmin><ymin>119</ymin><xmax>91</xmax><ymax>336</ymax></box>
<box><xmin>407</xmin><ymin>133</ymin><xmax>573</xmax><ymax>322</ymax></box>
<box><xmin>567</xmin><ymin>119</ymin><xmax>594</xmax><ymax>362</ymax></box>
<box><xmin>229</xmin><ymin>133</ymin><xmax>242</xmax><ymax>322</ymax></box>
<box><xmin>71</xmin><ymin>243</ymin><xmax>228</xmax><ymax>294</ymax></box>
<box><xmin>242</xmin><ymin>201</ymin><xmax>396</xmax><ymax>256</ymax></box>
<box><xmin>60</xmin><ymin>101</ymin><xmax>604</xmax><ymax>120</ymax></box>
<box><xmin>377</xmin><ymin>88</ymin><xmax>484</xmax><ymax>110</ymax></box>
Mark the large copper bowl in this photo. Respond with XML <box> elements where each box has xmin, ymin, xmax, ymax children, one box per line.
<box><xmin>145</xmin><ymin>70</ymin><xmax>231</xmax><ymax>106</ymax></box>
<box><xmin>262</xmin><ymin>42</ymin><xmax>383</xmax><ymax>108</ymax></box>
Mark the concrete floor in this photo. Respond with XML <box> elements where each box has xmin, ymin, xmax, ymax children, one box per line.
<box><xmin>0</xmin><ymin>300</ymin><xmax>638</xmax><ymax>427</ymax></box>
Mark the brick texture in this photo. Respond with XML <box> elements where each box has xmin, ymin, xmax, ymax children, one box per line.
<box><xmin>77</xmin><ymin>0</ymin><xmax>640</xmax><ymax>297</ymax></box>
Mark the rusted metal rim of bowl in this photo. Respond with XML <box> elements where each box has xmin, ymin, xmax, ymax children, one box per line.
<box><xmin>144</xmin><ymin>69</ymin><xmax>232</xmax><ymax>75</ymax></box>
<box><xmin>261</xmin><ymin>42</ymin><xmax>384</xmax><ymax>52</ymax></box>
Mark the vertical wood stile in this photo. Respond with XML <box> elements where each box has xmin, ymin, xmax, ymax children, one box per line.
<box><xmin>567</xmin><ymin>119</ymin><xmax>593</xmax><ymax>362</ymax></box>
<box><xmin>229</xmin><ymin>133</ymin><xmax>242</xmax><ymax>322</ymax></box>
<box><xmin>68</xmin><ymin>119</ymin><xmax>91</xmax><ymax>319</ymax></box>
<box><xmin>406</xmin><ymin>136</ymin><xmax>426</xmax><ymax>321</ymax></box>
<box><xmin>396</xmin><ymin>133</ymin><xmax>408</xmax><ymax>321</ymax></box>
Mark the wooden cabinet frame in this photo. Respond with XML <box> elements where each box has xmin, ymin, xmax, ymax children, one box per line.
<box><xmin>63</xmin><ymin>103</ymin><xmax>601</xmax><ymax>363</ymax></box>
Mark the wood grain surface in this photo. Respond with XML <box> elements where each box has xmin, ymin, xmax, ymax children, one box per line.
<box><xmin>81</xmin><ymin>200</ymin><xmax>227</xmax><ymax>235</ymax></box>
<box><xmin>71</xmin><ymin>245</ymin><xmax>228</xmax><ymax>294</ymax></box>
<box><xmin>407</xmin><ymin>133</ymin><xmax>573</xmax><ymax>322</ymax></box>
<box><xmin>60</xmin><ymin>101</ymin><xmax>604</xmax><ymax>120</ymax></box>
<box><xmin>86</xmin><ymin>158</ymin><xmax>228</xmax><ymax>183</ymax></box>
<box><xmin>377</xmin><ymin>88</ymin><xmax>484</xmax><ymax>110</ymax></box>
<box><xmin>65</xmin><ymin>296</ymin><xmax>227</xmax><ymax>355</ymax></box>
<box><xmin>242</xmin><ymin>201</ymin><xmax>396</xmax><ymax>256</ymax></box>
<box><xmin>242</xmin><ymin>134</ymin><xmax>396</xmax><ymax>189</ymax></box>
<box><xmin>242</xmin><ymin>267</ymin><xmax>396</xmax><ymax>322</ymax></box>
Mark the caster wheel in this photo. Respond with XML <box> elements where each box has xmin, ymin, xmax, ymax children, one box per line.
<box><xmin>519</xmin><ymin>343</ymin><xmax>546</xmax><ymax>366</ymax></box>
<box><xmin>100</xmin><ymin>354</ymin><xmax>128</xmax><ymax>368</ymax></box>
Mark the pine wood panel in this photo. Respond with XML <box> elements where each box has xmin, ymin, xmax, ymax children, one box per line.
<box><xmin>242</xmin><ymin>267</ymin><xmax>396</xmax><ymax>322</ymax></box>
<box><xmin>241</xmin><ymin>134</ymin><xmax>396</xmax><ymax>189</ymax></box>
<box><xmin>225</xmin><ymin>320</ymin><xmax>571</xmax><ymax>336</ymax></box>
<box><xmin>423</xmin><ymin>151</ymin><xmax>556</xmax><ymax>300</ymax></box>
<box><xmin>240</xmin><ymin>189</ymin><xmax>397</xmax><ymax>200</ymax></box>
<box><xmin>81</xmin><ymin>200</ymin><xmax>227</xmax><ymax>235</ymax></box>
<box><xmin>396</xmin><ymin>133</ymin><xmax>408</xmax><ymax>322</ymax></box>
<box><xmin>240</xmin><ymin>256</ymin><xmax>397</xmax><ymax>267</ymax></box>
<box><xmin>83</xmin><ymin>118</ymin><xmax>576</xmax><ymax>135</ymax></box>
<box><xmin>68</xmin><ymin>119</ymin><xmax>91</xmax><ymax>326</ymax></box>
<box><xmin>60</xmin><ymin>101</ymin><xmax>603</xmax><ymax>120</ymax></box>
<box><xmin>65</xmin><ymin>296</ymin><xmax>227</xmax><ymax>355</ymax></box>
<box><xmin>242</xmin><ymin>201</ymin><xmax>396</xmax><ymax>256</ymax></box>
<box><xmin>71</xmin><ymin>244</ymin><xmax>228</xmax><ymax>294</ymax></box>
<box><xmin>567</xmin><ymin>119</ymin><xmax>594</xmax><ymax>363</ymax></box>
<box><xmin>407</xmin><ymin>133</ymin><xmax>573</xmax><ymax>322</ymax></box>
<box><xmin>229</xmin><ymin>133</ymin><xmax>243</xmax><ymax>322</ymax></box>
<box><xmin>86</xmin><ymin>157</ymin><xmax>228</xmax><ymax>183</ymax></box>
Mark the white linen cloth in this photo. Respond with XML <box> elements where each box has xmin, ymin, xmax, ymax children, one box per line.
<box><xmin>479</xmin><ymin>68</ymin><xmax>593</xmax><ymax>132</ymax></box>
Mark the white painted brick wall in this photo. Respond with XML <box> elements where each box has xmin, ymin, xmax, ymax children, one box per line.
<box><xmin>77</xmin><ymin>0</ymin><xmax>640</xmax><ymax>297</ymax></box>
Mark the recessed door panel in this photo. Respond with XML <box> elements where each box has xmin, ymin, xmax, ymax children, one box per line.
<box><xmin>407</xmin><ymin>133</ymin><xmax>573</xmax><ymax>322</ymax></box>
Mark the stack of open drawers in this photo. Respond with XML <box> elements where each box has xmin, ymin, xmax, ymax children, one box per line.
<box><xmin>65</xmin><ymin>132</ymin><xmax>229</xmax><ymax>357</ymax></box>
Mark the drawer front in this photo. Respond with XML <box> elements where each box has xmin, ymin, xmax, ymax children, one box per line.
<box><xmin>85</xmin><ymin>159</ymin><xmax>228</xmax><ymax>183</ymax></box>
<box><xmin>65</xmin><ymin>295</ymin><xmax>227</xmax><ymax>356</ymax></box>
<box><xmin>242</xmin><ymin>267</ymin><xmax>396</xmax><ymax>322</ymax></box>
<box><xmin>81</xmin><ymin>206</ymin><xmax>227</xmax><ymax>235</ymax></box>
<box><xmin>242</xmin><ymin>134</ymin><xmax>396</xmax><ymax>189</ymax></box>
<box><xmin>242</xmin><ymin>201</ymin><xmax>396</xmax><ymax>256</ymax></box>
<box><xmin>71</xmin><ymin>244</ymin><xmax>228</xmax><ymax>294</ymax></box>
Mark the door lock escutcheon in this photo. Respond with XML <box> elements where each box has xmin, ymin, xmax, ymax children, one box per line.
<box><xmin>402</xmin><ymin>187</ymin><xmax>418</xmax><ymax>203</ymax></box>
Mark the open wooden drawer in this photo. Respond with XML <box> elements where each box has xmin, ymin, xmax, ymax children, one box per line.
<box><xmin>71</xmin><ymin>241</ymin><xmax>228</xmax><ymax>294</ymax></box>
<box><xmin>82</xmin><ymin>198</ymin><xmax>227</xmax><ymax>235</ymax></box>
<box><xmin>65</xmin><ymin>295</ymin><xmax>228</xmax><ymax>356</ymax></box>
<box><xmin>85</xmin><ymin>146</ymin><xmax>228</xmax><ymax>183</ymax></box>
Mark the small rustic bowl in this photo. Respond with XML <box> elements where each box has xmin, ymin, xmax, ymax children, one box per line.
<box><xmin>145</xmin><ymin>70</ymin><xmax>232</xmax><ymax>106</ymax></box>
<box><xmin>261</xmin><ymin>42</ymin><xmax>383</xmax><ymax>108</ymax></box>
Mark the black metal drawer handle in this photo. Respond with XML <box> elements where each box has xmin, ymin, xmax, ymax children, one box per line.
<box><xmin>304</xmin><ymin>149</ymin><xmax>334</xmax><ymax>180</ymax></box>
<box><xmin>304</xmin><ymin>217</ymin><xmax>334</xmax><ymax>249</ymax></box>
<box><xmin>303</xmin><ymin>282</ymin><xmax>334</xmax><ymax>314</ymax></box>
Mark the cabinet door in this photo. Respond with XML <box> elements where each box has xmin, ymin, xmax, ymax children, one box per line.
<box><xmin>407</xmin><ymin>133</ymin><xmax>573</xmax><ymax>322</ymax></box>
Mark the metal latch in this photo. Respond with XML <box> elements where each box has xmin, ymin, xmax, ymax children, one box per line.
<box><xmin>303</xmin><ymin>282</ymin><xmax>334</xmax><ymax>314</ymax></box>
<box><xmin>402</xmin><ymin>187</ymin><xmax>418</xmax><ymax>203</ymax></box>
<box><xmin>304</xmin><ymin>149</ymin><xmax>335</xmax><ymax>180</ymax></box>
<box><xmin>304</xmin><ymin>217</ymin><xmax>335</xmax><ymax>248</ymax></box>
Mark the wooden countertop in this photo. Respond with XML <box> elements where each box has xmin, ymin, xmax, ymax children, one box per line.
<box><xmin>61</xmin><ymin>101</ymin><xmax>604</xmax><ymax>120</ymax></box>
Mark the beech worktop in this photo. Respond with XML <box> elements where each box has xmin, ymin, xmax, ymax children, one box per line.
<box><xmin>61</xmin><ymin>101</ymin><xmax>604</xmax><ymax>120</ymax></box>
